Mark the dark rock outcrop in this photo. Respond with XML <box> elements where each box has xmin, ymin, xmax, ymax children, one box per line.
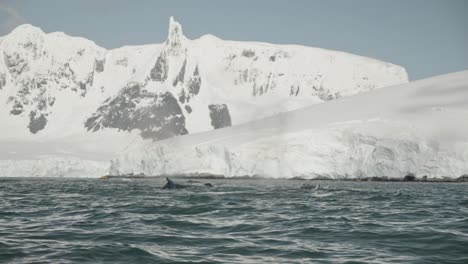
<box><xmin>95</xmin><ymin>59</ymin><xmax>105</xmax><ymax>73</ymax></box>
<box><xmin>314</xmin><ymin>85</ymin><xmax>340</xmax><ymax>101</ymax></box>
<box><xmin>10</xmin><ymin>99</ymin><xmax>24</xmax><ymax>115</ymax></box>
<box><xmin>187</xmin><ymin>66</ymin><xmax>201</xmax><ymax>96</ymax></box>
<box><xmin>178</xmin><ymin>89</ymin><xmax>186</xmax><ymax>104</ymax></box>
<box><xmin>0</xmin><ymin>73</ymin><xmax>5</xmax><ymax>90</ymax></box>
<box><xmin>85</xmin><ymin>83</ymin><xmax>188</xmax><ymax>140</ymax></box>
<box><xmin>242</xmin><ymin>50</ymin><xmax>255</xmax><ymax>58</ymax></box>
<box><xmin>184</xmin><ymin>105</ymin><xmax>192</xmax><ymax>114</ymax></box>
<box><xmin>173</xmin><ymin>59</ymin><xmax>186</xmax><ymax>86</ymax></box>
<box><xmin>208</xmin><ymin>104</ymin><xmax>231</xmax><ymax>129</ymax></box>
<box><xmin>28</xmin><ymin>111</ymin><xmax>47</xmax><ymax>134</ymax></box>
<box><xmin>150</xmin><ymin>52</ymin><xmax>169</xmax><ymax>82</ymax></box>
<box><xmin>290</xmin><ymin>85</ymin><xmax>300</xmax><ymax>96</ymax></box>
<box><xmin>3</xmin><ymin>52</ymin><xmax>29</xmax><ymax>77</ymax></box>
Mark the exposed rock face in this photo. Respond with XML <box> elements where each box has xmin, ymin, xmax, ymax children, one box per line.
<box><xmin>178</xmin><ymin>89</ymin><xmax>187</xmax><ymax>103</ymax></box>
<box><xmin>208</xmin><ymin>104</ymin><xmax>231</xmax><ymax>129</ymax></box>
<box><xmin>150</xmin><ymin>52</ymin><xmax>168</xmax><ymax>82</ymax></box>
<box><xmin>138</xmin><ymin>92</ymin><xmax>188</xmax><ymax>140</ymax></box>
<box><xmin>85</xmin><ymin>83</ymin><xmax>188</xmax><ymax>140</ymax></box>
<box><xmin>28</xmin><ymin>111</ymin><xmax>47</xmax><ymax>134</ymax></box>
<box><xmin>187</xmin><ymin>66</ymin><xmax>201</xmax><ymax>96</ymax></box>
<box><xmin>241</xmin><ymin>50</ymin><xmax>255</xmax><ymax>58</ymax></box>
<box><xmin>4</xmin><ymin>51</ymin><xmax>30</xmax><ymax>77</ymax></box>
<box><xmin>95</xmin><ymin>59</ymin><xmax>105</xmax><ymax>73</ymax></box>
<box><xmin>0</xmin><ymin>73</ymin><xmax>5</xmax><ymax>89</ymax></box>
<box><xmin>173</xmin><ymin>59</ymin><xmax>186</xmax><ymax>86</ymax></box>
<box><xmin>10</xmin><ymin>99</ymin><xmax>24</xmax><ymax>115</ymax></box>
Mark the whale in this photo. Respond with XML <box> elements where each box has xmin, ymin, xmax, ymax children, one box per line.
<box><xmin>161</xmin><ymin>178</ymin><xmax>215</xmax><ymax>189</ymax></box>
<box><xmin>162</xmin><ymin>177</ymin><xmax>188</xmax><ymax>189</ymax></box>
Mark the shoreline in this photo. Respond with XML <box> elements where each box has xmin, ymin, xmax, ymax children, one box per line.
<box><xmin>99</xmin><ymin>173</ymin><xmax>468</xmax><ymax>183</ymax></box>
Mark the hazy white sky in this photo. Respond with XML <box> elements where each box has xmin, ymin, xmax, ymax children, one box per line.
<box><xmin>0</xmin><ymin>0</ymin><xmax>467</xmax><ymax>80</ymax></box>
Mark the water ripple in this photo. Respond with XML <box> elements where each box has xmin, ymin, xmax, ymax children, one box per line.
<box><xmin>0</xmin><ymin>178</ymin><xmax>467</xmax><ymax>263</ymax></box>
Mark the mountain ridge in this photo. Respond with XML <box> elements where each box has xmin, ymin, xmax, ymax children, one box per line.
<box><xmin>1</xmin><ymin>19</ymin><xmax>408</xmax><ymax>69</ymax></box>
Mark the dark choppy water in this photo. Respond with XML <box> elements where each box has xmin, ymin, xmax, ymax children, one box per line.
<box><xmin>0</xmin><ymin>178</ymin><xmax>467</xmax><ymax>264</ymax></box>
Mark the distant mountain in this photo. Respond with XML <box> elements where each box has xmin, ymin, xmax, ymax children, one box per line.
<box><xmin>0</xmin><ymin>17</ymin><xmax>408</xmax><ymax>142</ymax></box>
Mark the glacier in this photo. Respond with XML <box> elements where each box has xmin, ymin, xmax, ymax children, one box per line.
<box><xmin>0</xmin><ymin>156</ymin><xmax>107</xmax><ymax>178</ymax></box>
<box><xmin>112</xmin><ymin>71</ymin><xmax>468</xmax><ymax>179</ymax></box>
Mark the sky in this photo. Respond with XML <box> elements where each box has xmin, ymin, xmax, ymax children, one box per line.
<box><xmin>0</xmin><ymin>0</ymin><xmax>467</xmax><ymax>80</ymax></box>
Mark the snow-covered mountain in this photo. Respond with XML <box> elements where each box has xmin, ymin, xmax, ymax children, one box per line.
<box><xmin>113</xmin><ymin>70</ymin><xmax>468</xmax><ymax>179</ymax></box>
<box><xmin>0</xmin><ymin>17</ymin><xmax>407</xmax><ymax>142</ymax></box>
<box><xmin>0</xmin><ymin>17</ymin><xmax>412</xmax><ymax>177</ymax></box>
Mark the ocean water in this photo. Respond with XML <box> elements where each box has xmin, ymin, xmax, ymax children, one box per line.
<box><xmin>0</xmin><ymin>178</ymin><xmax>467</xmax><ymax>264</ymax></box>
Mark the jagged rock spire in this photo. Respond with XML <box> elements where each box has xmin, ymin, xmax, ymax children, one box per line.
<box><xmin>166</xmin><ymin>16</ymin><xmax>185</xmax><ymax>55</ymax></box>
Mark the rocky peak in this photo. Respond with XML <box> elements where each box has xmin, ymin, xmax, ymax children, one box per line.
<box><xmin>2</xmin><ymin>24</ymin><xmax>42</xmax><ymax>46</ymax></box>
<box><xmin>165</xmin><ymin>16</ymin><xmax>186</xmax><ymax>55</ymax></box>
<box><xmin>8</xmin><ymin>24</ymin><xmax>44</xmax><ymax>37</ymax></box>
<box><xmin>1</xmin><ymin>25</ymin><xmax>46</xmax><ymax>77</ymax></box>
<box><xmin>2</xmin><ymin>24</ymin><xmax>45</xmax><ymax>48</ymax></box>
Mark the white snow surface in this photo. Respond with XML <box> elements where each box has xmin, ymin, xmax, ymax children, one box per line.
<box><xmin>113</xmin><ymin>71</ymin><xmax>468</xmax><ymax>179</ymax></box>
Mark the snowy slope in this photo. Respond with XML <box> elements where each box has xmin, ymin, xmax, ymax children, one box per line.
<box><xmin>113</xmin><ymin>70</ymin><xmax>468</xmax><ymax>179</ymax></box>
